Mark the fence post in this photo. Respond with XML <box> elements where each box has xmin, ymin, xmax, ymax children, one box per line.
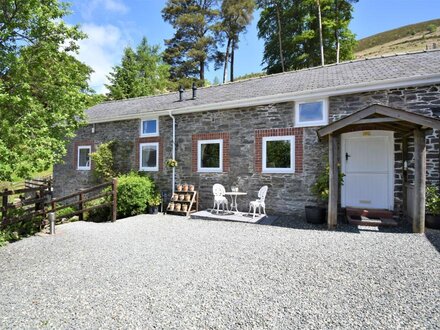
<box><xmin>48</xmin><ymin>212</ymin><xmax>56</xmax><ymax>235</ymax></box>
<box><xmin>2</xmin><ymin>189</ymin><xmax>8</xmax><ymax>226</ymax></box>
<box><xmin>78</xmin><ymin>192</ymin><xmax>84</xmax><ymax>221</ymax></box>
<box><xmin>112</xmin><ymin>178</ymin><xmax>117</xmax><ymax>222</ymax></box>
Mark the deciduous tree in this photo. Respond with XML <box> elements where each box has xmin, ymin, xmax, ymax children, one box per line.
<box><xmin>0</xmin><ymin>0</ymin><xmax>92</xmax><ymax>181</ymax></box>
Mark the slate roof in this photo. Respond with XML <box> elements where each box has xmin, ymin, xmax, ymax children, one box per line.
<box><xmin>87</xmin><ymin>50</ymin><xmax>440</xmax><ymax>123</ymax></box>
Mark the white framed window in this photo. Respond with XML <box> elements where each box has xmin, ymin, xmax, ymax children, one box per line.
<box><xmin>295</xmin><ymin>99</ymin><xmax>328</xmax><ymax>127</ymax></box>
<box><xmin>262</xmin><ymin>136</ymin><xmax>295</xmax><ymax>173</ymax></box>
<box><xmin>139</xmin><ymin>142</ymin><xmax>159</xmax><ymax>171</ymax></box>
<box><xmin>77</xmin><ymin>146</ymin><xmax>91</xmax><ymax>170</ymax></box>
<box><xmin>197</xmin><ymin>139</ymin><xmax>223</xmax><ymax>173</ymax></box>
<box><xmin>140</xmin><ymin>118</ymin><xmax>159</xmax><ymax>137</ymax></box>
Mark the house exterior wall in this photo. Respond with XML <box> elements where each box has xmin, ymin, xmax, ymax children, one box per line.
<box><xmin>53</xmin><ymin>84</ymin><xmax>440</xmax><ymax>218</ymax></box>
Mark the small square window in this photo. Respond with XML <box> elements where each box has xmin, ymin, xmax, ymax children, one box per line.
<box><xmin>141</xmin><ymin>119</ymin><xmax>158</xmax><ymax>136</ymax></box>
<box><xmin>77</xmin><ymin>146</ymin><xmax>91</xmax><ymax>170</ymax></box>
<box><xmin>295</xmin><ymin>100</ymin><xmax>328</xmax><ymax>127</ymax></box>
<box><xmin>140</xmin><ymin>142</ymin><xmax>159</xmax><ymax>171</ymax></box>
<box><xmin>198</xmin><ymin>139</ymin><xmax>223</xmax><ymax>173</ymax></box>
<box><xmin>262</xmin><ymin>136</ymin><xmax>295</xmax><ymax>173</ymax></box>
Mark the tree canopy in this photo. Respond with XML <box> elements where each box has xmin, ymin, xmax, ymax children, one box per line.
<box><xmin>106</xmin><ymin>37</ymin><xmax>171</xmax><ymax>100</ymax></box>
<box><xmin>162</xmin><ymin>0</ymin><xmax>221</xmax><ymax>86</ymax></box>
<box><xmin>0</xmin><ymin>0</ymin><xmax>92</xmax><ymax>181</ymax></box>
<box><xmin>257</xmin><ymin>0</ymin><xmax>357</xmax><ymax>74</ymax></box>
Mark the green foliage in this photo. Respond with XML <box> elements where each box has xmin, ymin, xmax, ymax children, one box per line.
<box><xmin>106</xmin><ymin>37</ymin><xmax>171</xmax><ymax>100</ymax></box>
<box><xmin>162</xmin><ymin>0</ymin><xmax>221</xmax><ymax>83</ymax></box>
<box><xmin>427</xmin><ymin>24</ymin><xmax>437</xmax><ymax>34</ymax></box>
<box><xmin>165</xmin><ymin>159</ymin><xmax>178</xmax><ymax>168</ymax></box>
<box><xmin>56</xmin><ymin>205</ymin><xmax>76</xmax><ymax>220</ymax></box>
<box><xmin>90</xmin><ymin>142</ymin><xmax>116</xmax><ymax>181</ymax></box>
<box><xmin>147</xmin><ymin>192</ymin><xmax>162</xmax><ymax>207</ymax></box>
<box><xmin>257</xmin><ymin>0</ymin><xmax>357</xmax><ymax>73</ymax></box>
<box><xmin>0</xmin><ymin>214</ymin><xmax>43</xmax><ymax>246</ymax></box>
<box><xmin>426</xmin><ymin>186</ymin><xmax>440</xmax><ymax>215</ymax></box>
<box><xmin>0</xmin><ymin>0</ymin><xmax>92</xmax><ymax>181</ymax></box>
<box><xmin>235</xmin><ymin>72</ymin><xmax>267</xmax><ymax>81</ymax></box>
<box><xmin>311</xmin><ymin>162</ymin><xmax>345</xmax><ymax>202</ymax></box>
<box><xmin>117</xmin><ymin>172</ymin><xmax>155</xmax><ymax>217</ymax></box>
<box><xmin>85</xmin><ymin>197</ymin><xmax>111</xmax><ymax>222</ymax></box>
<box><xmin>356</xmin><ymin>19</ymin><xmax>440</xmax><ymax>52</ymax></box>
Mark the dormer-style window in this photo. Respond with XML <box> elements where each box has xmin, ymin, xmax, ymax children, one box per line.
<box><xmin>140</xmin><ymin>118</ymin><xmax>158</xmax><ymax>137</ymax></box>
<box><xmin>295</xmin><ymin>99</ymin><xmax>328</xmax><ymax>127</ymax></box>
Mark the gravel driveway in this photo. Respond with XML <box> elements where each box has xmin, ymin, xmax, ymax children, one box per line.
<box><xmin>0</xmin><ymin>215</ymin><xmax>439</xmax><ymax>329</ymax></box>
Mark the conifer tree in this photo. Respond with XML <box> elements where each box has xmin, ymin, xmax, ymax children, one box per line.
<box><xmin>162</xmin><ymin>0</ymin><xmax>220</xmax><ymax>86</ymax></box>
<box><xmin>106</xmin><ymin>37</ymin><xmax>170</xmax><ymax>100</ymax></box>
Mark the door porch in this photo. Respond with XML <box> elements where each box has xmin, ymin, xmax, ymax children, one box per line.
<box><xmin>317</xmin><ymin>104</ymin><xmax>440</xmax><ymax>233</ymax></box>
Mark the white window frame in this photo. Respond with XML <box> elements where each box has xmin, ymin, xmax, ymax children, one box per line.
<box><xmin>262</xmin><ymin>136</ymin><xmax>295</xmax><ymax>174</ymax></box>
<box><xmin>295</xmin><ymin>99</ymin><xmax>328</xmax><ymax>128</ymax></box>
<box><xmin>140</xmin><ymin>118</ymin><xmax>159</xmax><ymax>137</ymax></box>
<box><xmin>77</xmin><ymin>146</ymin><xmax>91</xmax><ymax>171</ymax></box>
<box><xmin>139</xmin><ymin>142</ymin><xmax>159</xmax><ymax>172</ymax></box>
<box><xmin>197</xmin><ymin>139</ymin><xmax>223</xmax><ymax>173</ymax></box>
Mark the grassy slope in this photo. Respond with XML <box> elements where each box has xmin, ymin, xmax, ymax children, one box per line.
<box><xmin>355</xmin><ymin>19</ymin><xmax>440</xmax><ymax>58</ymax></box>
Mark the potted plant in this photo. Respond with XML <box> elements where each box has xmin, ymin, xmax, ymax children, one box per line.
<box><xmin>147</xmin><ymin>193</ymin><xmax>162</xmax><ymax>214</ymax></box>
<box><xmin>166</xmin><ymin>159</ymin><xmax>178</xmax><ymax>168</ymax></box>
<box><xmin>306</xmin><ymin>163</ymin><xmax>344</xmax><ymax>224</ymax></box>
<box><xmin>426</xmin><ymin>185</ymin><xmax>440</xmax><ymax>229</ymax></box>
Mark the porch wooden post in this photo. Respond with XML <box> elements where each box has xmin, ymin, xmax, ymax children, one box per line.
<box><xmin>402</xmin><ymin>136</ymin><xmax>408</xmax><ymax>217</ymax></box>
<box><xmin>328</xmin><ymin>133</ymin><xmax>338</xmax><ymax>230</ymax></box>
<box><xmin>413</xmin><ymin>129</ymin><xmax>426</xmax><ymax>233</ymax></box>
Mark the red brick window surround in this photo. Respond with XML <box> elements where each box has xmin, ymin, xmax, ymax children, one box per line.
<box><xmin>255</xmin><ymin>128</ymin><xmax>303</xmax><ymax>173</ymax></box>
<box><xmin>135</xmin><ymin>137</ymin><xmax>163</xmax><ymax>172</ymax></box>
<box><xmin>74</xmin><ymin>141</ymin><xmax>95</xmax><ymax>170</ymax></box>
<box><xmin>192</xmin><ymin>133</ymin><xmax>230</xmax><ymax>173</ymax></box>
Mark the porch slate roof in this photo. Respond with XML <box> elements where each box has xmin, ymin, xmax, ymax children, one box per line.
<box><xmin>87</xmin><ymin>50</ymin><xmax>440</xmax><ymax>123</ymax></box>
<box><xmin>317</xmin><ymin>104</ymin><xmax>440</xmax><ymax>137</ymax></box>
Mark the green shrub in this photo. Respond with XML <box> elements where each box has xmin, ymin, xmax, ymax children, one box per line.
<box><xmin>56</xmin><ymin>205</ymin><xmax>76</xmax><ymax>219</ymax></box>
<box><xmin>427</xmin><ymin>24</ymin><xmax>437</xmax><ymax>34</ymax></box>
<box><xmin>90</xmin><ymin>142</ymin><xmax>116</xmax><ymax>181</ymax></box>
<box><xmin>426</xmin><ymin>186</ymin><xmax>440</xmax><ymax>215</ymax></box>
<box><xmin>85</xmin><ymin>197</ymin><xmax>111</xmax><ymax>222</ymax></box>
<box><xmin>311</xmin><ymin>162</ymin><xmax>345</xmax><ymax>203</ymax></box>
<box><xmin>147</xmin><ymin>192</ymin><xmax>162</xmax><ymax>207</ymax></box>
<box><xmin>117</xmin><ymin>172</ymin><xmax>155</xmax><ymax>217</ymax></box>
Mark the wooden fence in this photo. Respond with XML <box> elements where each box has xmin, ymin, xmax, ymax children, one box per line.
<box><xmin>50</xmin><ymin>179</ymin><xmax>117</xmax><ymax>223</ymax></box>
<box><xmin>0</xmin><ymin>178</ymin><xmax>117</xmax><ymax>229</ymax></box>
<box><xmin>1</xmin><ymin>184</ymin><xmax>52</xmax><ymax>228</ymax></box>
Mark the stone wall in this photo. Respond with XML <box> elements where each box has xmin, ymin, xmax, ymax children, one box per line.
<box><xmin>53</xmin><ymin>84</ymin><xmax>440</xmax><ymax>217</ymax></box>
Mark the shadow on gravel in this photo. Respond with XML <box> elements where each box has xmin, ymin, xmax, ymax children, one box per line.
<box><xmin>426</xmin><ymin>229</ymin><xmax>440</xmax><ymax>253</ymax></box>
<box><xmin>271</xmin><ymin>215</ymin><xmax>414</xmax><ymax>235</ymax></box>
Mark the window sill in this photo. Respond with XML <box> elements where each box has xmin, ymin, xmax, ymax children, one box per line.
<box><xmin>295</xmin><ymin>121</ymin><xmax>328</xmax><ymax>128</ymax></box>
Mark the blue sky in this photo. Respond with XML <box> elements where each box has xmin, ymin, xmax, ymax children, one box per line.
<box><xmin>65</xmin><ymin>0</ymin><xmax>440</xmax><ymax>94</ymax></box>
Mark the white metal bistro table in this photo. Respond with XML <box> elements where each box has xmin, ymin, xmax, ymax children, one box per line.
<box><xmin>224</xmin><ymin>192</ymin><xmax>247</xmax><ymax>213</ymax></box>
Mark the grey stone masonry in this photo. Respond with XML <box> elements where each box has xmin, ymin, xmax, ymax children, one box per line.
<box><xmin>53</xmin><ymin>84</ymin><xmax>440</xmax><ymax>218</ymax></box>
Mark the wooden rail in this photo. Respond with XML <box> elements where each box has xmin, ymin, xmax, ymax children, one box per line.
<box><xmin>50</xmin><ymin>179</ymin><xmax>118</xmax><ymax>223</ymax></box>
<box><xmin>0</xmin><ymin>178</ymin><xmax>118</xmax><ymax>228</ymax></box>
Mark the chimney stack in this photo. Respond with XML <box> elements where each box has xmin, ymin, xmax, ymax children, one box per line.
<box><xmin>178</xmin><ymin>85</ymin><xmax>184</xmax><ymax>102</ymax></box>
<box><xmin>192</xmin><ymin>82</ymin><xmax>197</xmax><ymax>100</ymax></box>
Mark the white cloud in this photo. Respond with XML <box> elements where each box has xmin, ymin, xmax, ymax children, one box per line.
<box><xmin>75</xmin><ymin>23</ymin><xmax>128</xmax><ymax>94</ymax></box>
<box><xmin>81</xmin><ymin>0</ymin><xmax>129</xmax><ymax>20</ymax></box>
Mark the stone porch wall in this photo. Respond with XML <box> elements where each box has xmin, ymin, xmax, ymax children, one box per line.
<box><xmin>53</xmin><ymin>84</ymin><xmax>440</xmax><ymax>217</ymax></box>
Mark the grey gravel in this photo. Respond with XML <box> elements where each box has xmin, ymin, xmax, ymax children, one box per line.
<box><xmin>0</xmin><ymin>215</ymin><xmax>439</xmax><ymax>329</ymax></box>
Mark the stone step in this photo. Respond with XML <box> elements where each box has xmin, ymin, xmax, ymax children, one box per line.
<box><xmin>346</xmin><ymin>207</ymin><xmax>394</xmax><ymax>219</ymax></box>
<box><xmin>347</xmin><ymin>214</ymin><xmax>399</xmax><ymax>227</ymax></box>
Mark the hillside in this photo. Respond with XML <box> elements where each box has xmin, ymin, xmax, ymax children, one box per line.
<box><xmin>355</xmin><ymin>19</ymin><xmax>440</xmax><ymax>59</ymax></box>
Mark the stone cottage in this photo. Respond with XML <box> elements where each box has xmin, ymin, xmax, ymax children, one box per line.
<box><xmin>53</xmin><ymin>50</ymin><xmax>440</xmax><ymax>228</ymax></box>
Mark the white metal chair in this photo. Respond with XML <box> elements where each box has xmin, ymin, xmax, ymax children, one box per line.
<box><xmin>212</xmin><ymin>183</ymin><xmax>229</xmax><ymax>214</ymax></box>
<box><xmin>248</xmin><ymin>186</ymin><xmax>268</xmax><ymax>218</ymax></box>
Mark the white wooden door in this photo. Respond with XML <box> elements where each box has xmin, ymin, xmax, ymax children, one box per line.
<box><xmin>341</xmin><ymin>131</ymin><xmax>394</xmax><ymax>210</ymax></box>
